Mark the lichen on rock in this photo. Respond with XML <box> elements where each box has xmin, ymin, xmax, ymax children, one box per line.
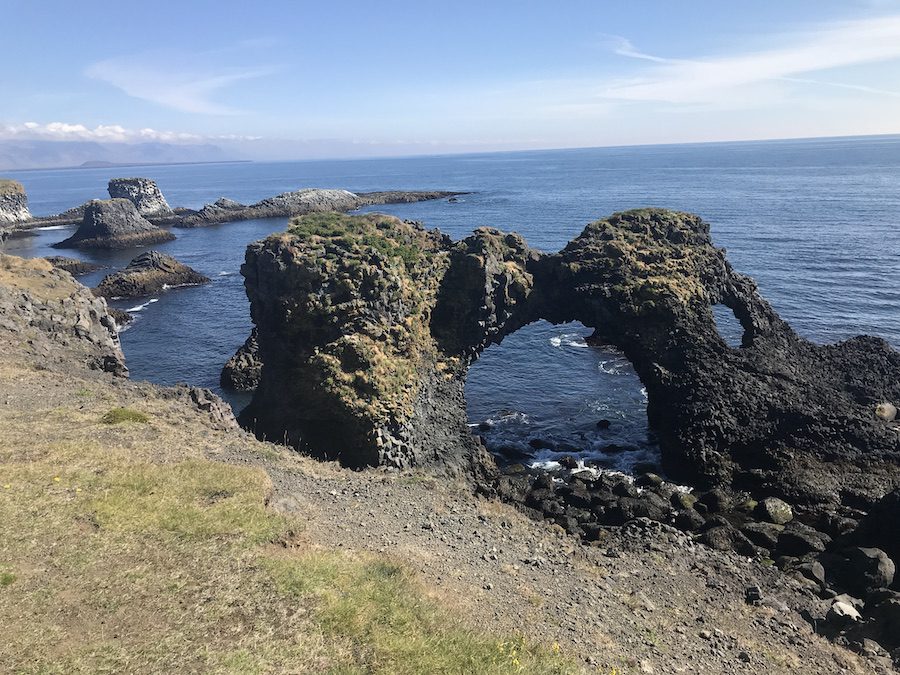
<box><xmin>107</xmin><ymin>177</ymin><xmax>174</xmax><ymax>219</ymax></box>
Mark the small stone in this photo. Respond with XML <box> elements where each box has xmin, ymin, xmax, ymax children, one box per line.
<box><xmin>483</xmin><ymin>582</ymin><xmax>493</xmax><ymax>590</ymax></box>
<box><xmin>875</xmin><ymin>402</ymin><xmax>898</xmax><ymax>422</ymax></box>
<box><xmin>699</xmin><ymin>629</ymin><xmax>713</xmax><ymax>640</ymax></box>
<box><xmin>745</xmin><ymin>585</ymin><xmax>763</xmax><ymax>604</ymax></box>
<box><xmin>738</xmin><ymin>651</ymin><xmax>751</xmax><ymax>663</ymax></box>
<box><xmin>671</xmin><ymin>491</ymin><xmax>698</xmax><ymax>509</ymax></box>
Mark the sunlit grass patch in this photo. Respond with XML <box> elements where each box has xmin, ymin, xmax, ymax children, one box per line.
<box><xmin>100</xmin><ymin>407</ymin><xmax>150</xmax><ymax>424</ymax></box>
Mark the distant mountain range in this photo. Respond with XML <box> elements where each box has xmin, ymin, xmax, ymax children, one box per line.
<box><xmin>0</xmin><ymin>140</ymin><xmax>235</xmax><ymax>171</ymax></box>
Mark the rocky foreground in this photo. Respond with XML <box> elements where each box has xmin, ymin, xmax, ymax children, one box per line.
<box><xmin>0</xmin><ymin>251</ymin><xmax>886</xmax><ymax>673</ymax></box>
<box><xmin>234</xmin><ymin>209</ymin><xmax>900</xmax><ymax>664</ymax></box>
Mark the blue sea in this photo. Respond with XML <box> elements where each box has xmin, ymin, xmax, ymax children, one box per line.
<box><xmin>5</xmin><ymin>135</ymin><xmax>900</xmax><ymax>471</ymax></box>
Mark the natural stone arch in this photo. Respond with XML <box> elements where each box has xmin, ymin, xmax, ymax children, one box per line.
<box><xmin>239</xmin><ymin>209</ymin><xmax>900</xmax><ymax>510</ymax></box>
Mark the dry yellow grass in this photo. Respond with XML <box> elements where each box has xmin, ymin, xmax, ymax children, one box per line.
<box><xmin>0</xmin><ymin>361</ymin><xmax>575</xmax><ymax>674</ymax></box>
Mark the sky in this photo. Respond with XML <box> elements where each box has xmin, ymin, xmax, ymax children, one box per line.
<box><xmin>3</xmin><ymin>0</ymin><xmax>900</xmax><ymax>161</ymax></box>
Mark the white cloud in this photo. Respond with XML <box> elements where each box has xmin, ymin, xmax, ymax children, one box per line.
<box><xmin>0</xmin><ymin>121</ymin><xmax>259</xmax><ymax>144</ymax></box>
<box><xmin>601</xmin><ymin>15</ymin><xmax>900</xmax><ymax>103</ymax></box>
<box><xmin>86</xmin><ymin>51</ymin><xmax>277</xmax><ymax>115</ymax></box>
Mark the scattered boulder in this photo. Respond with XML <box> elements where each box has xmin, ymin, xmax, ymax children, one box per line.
<box><xmin>837</xmin><ymin>547</ymin><xmax>896</xmax><ymax>596</ymax></box>
<box><xmin>43</xmin><ymin>256</ymin><xmax>104</xmax><ymax>276</ymax></box>
<box><xmin>94</xmin><ymin>251</ymin><xmax>209</xmax><ymax>299</ymax></box>
<box><xmin>107</xmin><ymin>178</ymin><xmax>174</xmax><ymax>219</ymax></box>
<box><xmin>827</xmin><ymin>600</ymin><xmax>861</xmax><ymax>625</ymax></box>
<box><xmin>220</xmin><ymin>328</ymin><xmax>262</xmax><ymax>391</ymax></box>
<box><xmin>875</xmin><ymin>402</ymin><xmax>897</xmax><ymax>422</ymax></box>
<box><xmin>755</xmin><ymin>497</ymin><xmax>793</xmax><ymax>525</ymax></box>
<box><xmin>53</xmin><ymin>199</ymin><xmax>175</xmax><ymax>250</ymax></box>
<box><xmin>0</xmin><ymin>179</ymin><xmax>31</xmax><ymax>224</ymax></box>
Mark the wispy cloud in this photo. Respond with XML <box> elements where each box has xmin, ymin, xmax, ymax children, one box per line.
<box><xmin>86</xmin><ymin>49</ymin><xmax>277</xmax><ymax>115</ymax></box>
<box><xmin>0</xmin><ymin>121</ymin><xmax>259</xmax><ymax>143</ymax></box>
<box><xmin>601</xmin><ymin>15</ymin><xmax>900</xmax><ymax>103</ymax></box>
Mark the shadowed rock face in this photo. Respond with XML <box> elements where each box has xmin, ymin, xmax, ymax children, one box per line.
<box><xmin>239</xmin><ymin>209</ymin><xmax>900</xmax><ymax>507</ymax></box>
<box><xmin>220</xmin><ymin>328</ymin><xmax>261</xmax><ymax>391</ymax></box>
<box><xmin>94</xmin><ymin>251</ymin><xmax>209</xmax><ymax>299</ymax></box>
<box><xmin>53</xmin><ymin>199</ymin><xmax>175</xmax><ymax>250</ymax></box>
<box><xmin>108</xmin><ymin>178</ymin><xmax>174</xmax><ymax>218</ymax></box>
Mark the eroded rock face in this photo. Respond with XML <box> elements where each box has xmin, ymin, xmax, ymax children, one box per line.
<box><xmin>53</xmin><ymin>199</ymin><xmax>175</xmax><ymax>250</ymax></box>
<box><xmin>240</xmin><ymin>209</ymin><xmax>900</xmax><ymax>511</ymax></box>
<box><xmin>0</xmin><ymin>254</ymin><xmax>127</xmax><ymax>375</ymax></box>
<box><xmin>94</xmin><ymin>251</ymin><xmax>209</xmax><ymax>299</ymax></box>
<box><xmin>220</xmin><ymin>328</ymin><xmax>262</xmax><ymax>391</ymax></box>
<box><xmin>107</xmin><ymin>177</ymin><xmax>174</xmax><ymax>218</ymax></box>
<box><xmin>0</xmin><ymin>179</ymin><xmax>31</xmax><ymax>224</ymax></box>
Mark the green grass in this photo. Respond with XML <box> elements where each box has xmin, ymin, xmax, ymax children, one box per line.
<box><xmin>100</xmin><ymin>407</ymin><xmax>150</xmax><ymax>424</ymax></box>
<box><xmin>0</xmin><ymin>404</ymin><xmax>576</xmax><ymax>673</ymax></box>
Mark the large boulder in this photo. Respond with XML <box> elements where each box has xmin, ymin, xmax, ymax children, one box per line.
<box><xmin>107</xmin><ymin>178</ymin><xmax>174</xmax><ymax>219</ymax></box>
<box><xmin>53</xmin><ymin>199</ymin><xmax>175</xmax><ymax>250</ymax></box>
<box><xmin>0</xmin><ymin>179</ymin><xmax>31</xmax><ymax>224</ymax></box>
<box><xmin>237</xmin><ymin>209</ymin><xmax>900</xmax><ymax>506</ymax></box>
<box><xmin>94</xmin><ymin>251</ymin><xmax>209</xmax><ymax>299</ymax></box>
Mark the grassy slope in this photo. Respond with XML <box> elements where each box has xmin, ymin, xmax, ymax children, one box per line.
<box><xmin>0</xmin><ymin>363</ymin><xmax>573</xmax><ymax>674</ymax></box>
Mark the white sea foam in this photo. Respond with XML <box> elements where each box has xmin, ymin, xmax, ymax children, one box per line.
<box><xmin>126</xmin><ymin>298</ymin><xmax>159</xmax><ymax>313</ymax></box>
<box><xmin>549</xmin><ymin>333</ymin><xmax>589</xmax><ymax>349</ymax></box>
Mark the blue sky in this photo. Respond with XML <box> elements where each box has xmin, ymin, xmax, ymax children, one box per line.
<box><xmin>4</xmin><ymin>0</ymin><xmax>900</xmax><ymax>158</ymax></box>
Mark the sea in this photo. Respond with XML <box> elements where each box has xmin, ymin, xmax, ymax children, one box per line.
<box><xmin>5</xmin><ymin>135</ymin><xmax>900</xmax><ymax>473</ymax></box>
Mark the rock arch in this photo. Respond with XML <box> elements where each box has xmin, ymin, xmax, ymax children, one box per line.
<box><xmin>238</xmin><ymin>209</ymin><xmax>900</xmax><ymax>508</ymax></box>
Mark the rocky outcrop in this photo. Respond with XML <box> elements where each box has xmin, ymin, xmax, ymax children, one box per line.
<box><xmin>44</xmin><ymin>256</ymin><xmax>104</xmax><ymax>276</ymax></box>
<box><xmin>107</xmin><ymin>177</ymin><xmax>174</xmax><ymax>219</ymax></box>
<box><xmin>0</xmin><ymin>254</ymin><xmax>126</xmax><ymax>376</ymax></box>
<box><xmin>178</xmin><ymin>189</ymin><xmax>465</xmax><ymax>227</ymax></box>
<box><xmin>94</xmin><ymin>251</ymin><xmax>209</xmax><ymax>299</ymax></box>
<box><xmin>0</xmin><ymin>179</ymin><xmax>31</xmax><ymax>224</ymax></box>
<box><xmin>220</xmin><ymin>328</ymin><xmax>261</xmax><ymax>391</ymax></box>
<box><xmin>241</xmin><ymin>209</ymin><xmax>900</xmax><ymax>504</ymax></box>
<box><xmin>53</xmin><ymin>199</ymin><xmax>175</xmax><ymax>250</ymax></box>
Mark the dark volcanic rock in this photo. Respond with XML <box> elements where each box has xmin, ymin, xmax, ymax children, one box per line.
<box><xmin>53</xmin><ymin>199</ymin><xmax>175</xmax><ymax>250</ymax></box>
<box><xmin>94</xmin><ymin>251</ymin><xmax>209</xmax><ymax>299</ymax></box>
<box><xmin>107</xmin><ymin>177</ymin><xmax>174</xmax><ymax>219</ymax></box>
<box><xmin>238</xmin><ymin>208</ymin><xmax>900</xmax><ymax>508</ymax></box>
<box><xmin>43</xmin><ymin>256</ymin><xmax>104</xmax><ymax>276</ymax></box>
<box><xmin>220</xmin><ymin>328</ymin><xmax>262</xmax><ymax>391</ymax></box>
<box><xmin>178</xmin><ymin>189</ymin><xmax>465</xmax><ymax>227</ymax></box>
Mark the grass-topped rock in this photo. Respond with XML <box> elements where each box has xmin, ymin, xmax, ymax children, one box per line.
<box><xmin>240</xmin><ymin>209</ymin><xmax>900</xmax><ymax>517</ymax></box>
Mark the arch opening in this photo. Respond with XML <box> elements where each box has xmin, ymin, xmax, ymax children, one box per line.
<box><xmin>465</xmin><ymin>319</ymin><xmax>660</xmax><ymax>474</ymax></box>
<box><xmin>712</xmin><ymin>303</ymin><xmax>746</xmax><ymax>348</ymax></box>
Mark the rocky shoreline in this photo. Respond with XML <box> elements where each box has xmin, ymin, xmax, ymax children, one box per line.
<box><xmin>4</xmin><ymin>176</ymin><xmax>465</xmax><ymax>233</ymax></box>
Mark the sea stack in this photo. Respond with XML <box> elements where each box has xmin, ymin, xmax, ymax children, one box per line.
<box><xmin>0</xmin><ymin>179</ymin><xmax>32</xmax><ymax>224</ymax></box>
<box><xmin>94</xmin><ymin>251</ymin><xmax>209</xmax><ymax>299</ymax></box>
<box><xmin>108</xmin><ymin>177</ymin><xmax>174</xmax><ymax>219</ymax></box>
<box><xmin>53</xmin><ymin>199</ymin><xmax>175</xmax><ymax>250</ymax></box>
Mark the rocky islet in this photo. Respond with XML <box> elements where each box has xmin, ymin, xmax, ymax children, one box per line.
<box><xmin>93</xmin><ymin>250</ymin><xmax>210</xmax><ymax>299</ymax></box>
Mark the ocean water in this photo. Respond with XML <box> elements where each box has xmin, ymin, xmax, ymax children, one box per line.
<box><xmin>5</xmin><ymin>135</ymin><xmax>900</xmax><ymax>471</ymax></box>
